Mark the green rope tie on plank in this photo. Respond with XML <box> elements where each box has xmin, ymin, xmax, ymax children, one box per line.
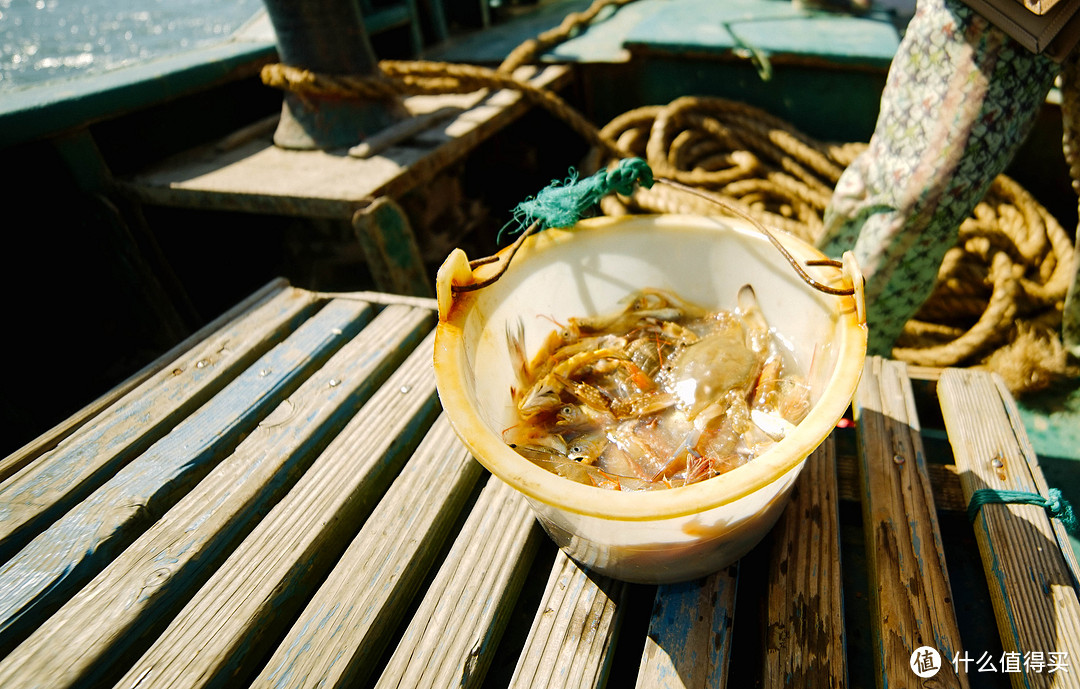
<box><xmin>967</xmin><ymin>487</ymin><xmax>1079</xmax><ymax>535</ymax></box>
<box><xmin>500</xmin><ymin>157</ymin><xmax>654</xmax><ymax>241</ymax></box>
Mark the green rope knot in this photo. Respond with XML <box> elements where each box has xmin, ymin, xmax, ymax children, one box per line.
<box><xmin>967</xmin><ymin>487</ymin><xmax>1078</xmax><ymax>535</ymax></box>
<box><xmin>504</xmin><ymin>157</ymin><xmax>654</xmax><ymax>240</ymax></box>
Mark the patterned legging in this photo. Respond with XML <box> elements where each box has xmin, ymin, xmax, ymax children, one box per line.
<box><xmin>819</xmin><ymin>0</ymin><xmax>1079</xmax><ymax>358</ymax></box>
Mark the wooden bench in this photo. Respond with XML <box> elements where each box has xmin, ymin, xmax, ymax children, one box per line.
<box><xmin>116</xmin><ymin>64</ymin><xmax>572</xmax><ymax>298</ymax></box>
<box><xmin>1</xmin><ymin>280</ymin><xmax>1078</xmax><ymax>689</ymax></box>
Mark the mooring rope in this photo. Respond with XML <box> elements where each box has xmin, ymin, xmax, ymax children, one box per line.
<box><xmin>586</xmin><ymin>97</ymin><xmax>1077</xmax><ymax>395</ymax></box>
<box><xmin>258</xmin><ymin>0</ymin><xmax>1078</xmax><ymax>395</ymax></box>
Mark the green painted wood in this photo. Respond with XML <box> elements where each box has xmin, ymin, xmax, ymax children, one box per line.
<box><xmin>510</xmin><ymin>550</ymin><xmax>625</xmax><ymax>689</ymax></box>
<box><xmin>0</xmin><ymin>303</ymin><xmax>434</xmax><ymax>688</ymax></box>
<box><xmin>0</xmin><ymin>299</ymin><xmax>371</xmax><ymax>655</ymax></box>
<box><xmin>620</xmin><ymin>0</ymin><xmax>898</xmax><ymax>65</ymax></box>
<box><xmin>373</xmin><ymin>476</ymin><xmax>543</xmax><ymax>689</ymax></box>
<box><xmin>0</xmin><ymin>39</ymin><xmax>276</xmax><ymax>148</ymax></box>
<box><xmin>252</xmin><ymin>414</ymin><xmax>483</xmax><ymax>689</ymax></box>
<box><xmin>113</xmin><ymin>329</ymin><xmax>442</xmax><ymax>689</ymax></box>
<box><xmin>0</xmin><ymin>285</ymin><xmax>320</xmax><ymax>561</ymax></box>
<box><xmin>635</xmin><ymin>565</ymin><xmax>737</xmax><ymax>689</ymax></box>
<box><xmin>352</xmin><ymin>196</ymin><xmax>434</xmax><ymax>298</ymax></box>
<box><xmin>427</xmin><ymin>0</ymin><xmax>595</xmax><ymax>63</ymax></box>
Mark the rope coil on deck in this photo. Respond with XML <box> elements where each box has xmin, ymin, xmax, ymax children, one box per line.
<box><xmin>586</xmin><ymin>97</ymin><xmax>1078</xmax><ymax>395</ymax></box>
<box><xmin>258</xmin><ymin>0</ymin><xmax>1078</xmax><ymax>396</ymax></box>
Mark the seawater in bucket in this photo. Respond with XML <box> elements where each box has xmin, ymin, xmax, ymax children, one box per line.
<box><xmin>433</xmin><ymin>214</ymin><xmax>866</xmax><ymax>584</ymax></box>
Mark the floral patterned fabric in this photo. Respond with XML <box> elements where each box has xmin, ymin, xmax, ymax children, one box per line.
<box><xmin>818</xmin><ymin>0</ymin><xmax>1063</xmax><ymax>356</ymax></box>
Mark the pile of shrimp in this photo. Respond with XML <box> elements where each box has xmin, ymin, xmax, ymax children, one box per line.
<box><xmin>503</xmin><ymin>286</ymin><xmax>811</xmax><ymax>491</ymax></box>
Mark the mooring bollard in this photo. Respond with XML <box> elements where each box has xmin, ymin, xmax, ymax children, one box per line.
<box><xmin>262</xmin><ymin>0</ymin><xmax>408</xmax><ymax>150</ymax></box>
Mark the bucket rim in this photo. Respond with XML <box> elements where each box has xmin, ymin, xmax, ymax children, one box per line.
<box><xmin>433</xmin><ymin>213</ymin><xmax>867</xmax><ymax>521</ymax></box>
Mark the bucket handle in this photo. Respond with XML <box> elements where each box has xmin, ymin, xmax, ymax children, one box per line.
<box><xmin>443</xmin><ymin>159</ymin><xmax>862</xmax><ymax>309</ymax></box>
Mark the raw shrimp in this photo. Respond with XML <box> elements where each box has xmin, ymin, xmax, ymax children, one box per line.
<box><xmin>507</xmin><ymin>286</ymin><xmax>809</xmax><ymax>491</ymax></box>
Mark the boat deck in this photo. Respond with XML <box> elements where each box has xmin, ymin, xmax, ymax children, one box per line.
<box><xmin>1</xmin><ymin>281</ymin><xmax>1077</xmax><ymax>688</ymax></box>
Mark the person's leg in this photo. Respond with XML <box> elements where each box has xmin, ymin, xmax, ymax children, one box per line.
<box><xmin>819</xmin><ymin>0</ymin><xmax>1059</xmax><ymax>356</ymax></box>
<box><xmin>1060</xmin><ymin>53</ymin><xmax>1080</xmax><ymax>359</ymax></box>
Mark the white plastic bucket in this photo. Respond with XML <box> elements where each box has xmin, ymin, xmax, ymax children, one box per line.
<box><xmin>433</xmin><ymin>214</ymin><xmax>866</xmax><ymax>583</ymax></box>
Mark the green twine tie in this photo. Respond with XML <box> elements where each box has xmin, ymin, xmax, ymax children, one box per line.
<box><xmin>967</xmin><ymin>487</ymin><xmax>1078</xmax><ymax>535</ymax></box>
<box><xmin>501</xmin><ymin>157</ymin><xmax>654</xmax><ymax>241</ymax></box>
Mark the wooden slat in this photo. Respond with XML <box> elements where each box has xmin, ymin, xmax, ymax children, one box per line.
<box><xmin>511</xmin><ymin>550</ymin><xmax>625</xmax><ymax>689</ymax></box>
<box><xmin>853</xmin><ymin>357</ymin><xmax>968</xmax><ymax>689</ymax></box>
<box><xmin>0</xmin><ymin>298</ymin><xmax>370</xmax><ymax>655</ymax></box>
<box><xmin>937</xmin><ymin>368</ymin><xmax>1080</xmax><ymax>689</ymax></box>
<box><xmin>112</xmin><ymin>329</ymin><xmax>442</xmax><ymax>689</ymax></box>
<box><xmin>0</xmin><ymin>303</ymin><xmax>433</xmax><ymax>688</ymax></box>
<box><xmin>0</xmin><ymin>283</ymin><xmax>318</xmax><ymax>558</ymax></box>
<box><xmin>635</xmin><ymin>565</ymin><xmax>737</xmax><ymax>689</ymax></box>
<box><xmin>352</xmin><ymin>196</ymin><xmax>433</xmax><ymax>298</ymax></box>
<box><xmin>0</xmin><ymin>277</ymin><xmax>291</xmax><ymax>483</ymax></box>
<box><xmin>373</xmin><ymin>476</ymin><xmax>542</xmax><ymax>689</ymax></box>
<box><xmin>837</xmin><ymin>453</ymin><xmax>967</xmax><ymax>512</ymax></box>
<box><xmin>251</xmin><ymin>414</ymin><xmax>483</xmax><ymax>689</ymax></box>
<box><xmin>764</xmin><ymin>437</ymin><xmax>845</xmax><ymax>688</ymax></box>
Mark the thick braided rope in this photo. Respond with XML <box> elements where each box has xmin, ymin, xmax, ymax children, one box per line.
<box><xmin>258</xmin><ymin>10</ymin><xmax>1074</xmax><ymax>394</ymax></box>
<box><xmin>260</xmin><ymin>59</ymin><xmax>624</xmax><ymax>157</ymax></box>
<box><xmin>498</xmin><ymin>0</ymin><xmax>639</xmax><ymax>75</ymax></box>
<box><xmin>592</xmin><ymin>96</ymin><xmax>1076</xmax><ymax>394</ymax></box>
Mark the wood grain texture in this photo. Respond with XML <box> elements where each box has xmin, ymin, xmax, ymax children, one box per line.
<box><xmin>0</xmin><ymin>283</ymin><xmax>318</xmax><ymax>559</ymax></box>
<box><xmin>938</xmin><ymin>368</ymin><xmax>1080</xmax><ymax>689</ymax></box>
<box><xmin>0</xmin><ymin>298</ymin><xmax>370</xmax><ymax>655</ymax></box>
<box><xmin>112</xmin><ymin>328</ymin><xmax>442</xmax><ymax>689</ymax></box>
<box><xmin>121</xmin><ymin>66</ymin><xmax>571</xmax><ymax>214</ymax></box>
<box><xmin>510</xmin><ymin>550</ymin><xmax>625</xmax><ymax>689</ymax></box>
<box><xmin>0</xmin><ymin>303</ymin><xmax>432</xmax><ymax>688</ymax></box>
<box><xmin>0</xmin><ymin>278</ymin><xmax>291</xmax><ymax>484</ymax></box>
<box><xmin>853</xmin><ymin>357</ymin><xmax>967</xmax><ymax>689</ymax></box>
<box><xmin>373</xmin><ymin>476</ymin><xmax>542</xmax><ymax>689</ymax></box>
<box><xmin>251</xmin><ymin>413</ymin><xmax>483</xmax><ymax>689</ymax></box>
<box><xmin>837</xmin><ymin>452</ymin><xmax>967</xmax><ymax>512</ymax></box>
<box><xmin>764</xmin><ymin>437</ymin><xmax>845</xmax><ymax>689</ymax></box>
<box><xmin>635</xmin><ymin>565</ymin><xmax>737</xmax><ymax>689</ymax></box>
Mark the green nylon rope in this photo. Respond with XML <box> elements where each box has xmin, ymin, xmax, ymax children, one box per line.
<box><xmin>967</xmin><ymin>487</ymin><xmax>1078</xmax><ymax>535</ymax></box>
<box><xmin>500</xmin><ymin>157</ymin><xmax>655</xmax><ymax>241</ymax></box>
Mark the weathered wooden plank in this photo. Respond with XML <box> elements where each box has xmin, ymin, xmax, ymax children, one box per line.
<box><xmin>838</xmin><ymin>451</ymin><xmax>967</xmax><ymax>512</ymax></box>
<box><xmin>853</xmin><ymin>357</ymin><xmax>968</xmax><ymax>689</ymax></box>
<box><xmin>938</xmin><ymin>368</ymin><xmax>1080</xmax><ymax>689</ymax></box>
<box><xmin>510</xmin><ymin>550</ymin><xmax>625</xmax><ymax>689</ymax></box>
<box><xmin>251</xmin><ymin>414</ymin><xmax>483</xmax><ymax>689</ymax></box>
<box><xmin>373</xmin><ymin>476</ymin><xmax>542</xmax><ymax>689</ymax></box>
<box><xmin>112</xmin><ymin>329</ymin><xmax>442</xmax><ymax>689</ymax></box>
<box><xmin>764</xmin><ymin>438</ymin><xmax>845</xmax><ymax>688</ymax></box>
<box><xmin>635</xmin><ymin>565</ymin><xmax>736</xmax><ymax>689</ymax></box>
<box><xmin>120</xmin><ymin>66</ymin><xmax>571</xmax><ymax>214</ymax></box>
<box><xmin>0</xmin><ymin>303</ymin><xmax>433</xmax><ymax>688</ymax></box>
<box><xmin>352</xmin><ymin>196</ymin><xmax>433</xmax><ymax>298</ymax></box>
<box><xmin>0</xmin><ymin>299</ymin><xmax>370</xmax><ymax>655</ymax></box>
<box><xmin>0</xmin><ymin>283</ymin><xmax>319</xmax><ymax>559</ymax></box>
<box><xmin>0</xmin><ymin>277</ymin><xmax>291</xmax><ymax>484</ymax></box>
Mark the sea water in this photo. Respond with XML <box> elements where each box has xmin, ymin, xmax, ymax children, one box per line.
<box><xmin>0</xmin><ymin>0</ymin><xmax>264</xmax><ymax>90</ymax></box>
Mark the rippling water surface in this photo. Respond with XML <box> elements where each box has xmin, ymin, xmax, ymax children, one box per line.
<box><xmin>1</xmin><ymin>0</ymin><xmax>263</xmax><ymax>90</ymax></box>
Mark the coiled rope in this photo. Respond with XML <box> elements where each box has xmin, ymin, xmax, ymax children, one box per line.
<box><xmin>259</xmin><ymin>0</ymin><xmax>1078</xmax><ymax>395</ymax></box>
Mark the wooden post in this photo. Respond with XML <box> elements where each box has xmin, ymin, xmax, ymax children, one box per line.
<box><xmin>262</xmin><ymin>0</ymin><xmax>407</xmax><ymax>150</ymax></box>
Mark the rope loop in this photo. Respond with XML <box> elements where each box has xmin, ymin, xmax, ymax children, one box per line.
<box><xmin>967</xmin><ymin>487</ymin><xmax>1078</xmax><ymax>535</ymax></box>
